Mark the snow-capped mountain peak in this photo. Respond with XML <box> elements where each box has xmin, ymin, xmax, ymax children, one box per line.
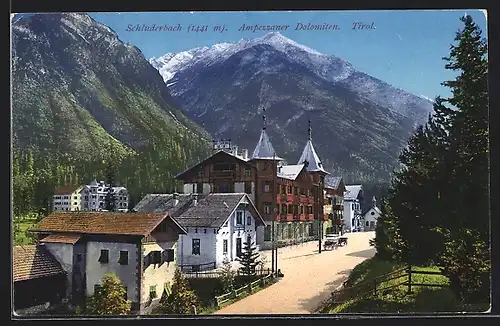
<box><xmin>151</xmin><ymin>32</ymin><xmax>354</xmax><ymax>84</ymax></box>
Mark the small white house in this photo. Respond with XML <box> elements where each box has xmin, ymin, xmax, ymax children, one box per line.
<box><xmin>174</xmin><ymin>193</ymin><xmax>266</xmax><ymax>271</ymax></box>
<box><xmin>363</xmin><ymin>196</ymin><xmax>381</xmax><ymax>231</ymax></box>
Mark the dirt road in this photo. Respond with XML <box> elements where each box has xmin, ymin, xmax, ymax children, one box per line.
<box><xmin>214</xmin><ymin>231</ymin><xmax>376</xmax><ymax>314</ymax></box>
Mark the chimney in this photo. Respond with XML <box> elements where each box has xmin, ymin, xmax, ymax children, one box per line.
<box><xmin>241</xmin><ymin>149</ymin><xmax>248</xmax><ymax>160</ymax></box>
<box><xmin>231</xmin><ymin>145</ymin><xmax>238</xmax><ymax>156</ymax></box>
<box><xmin>193</xmin><ymin>193</ymin><xmax>198</xmax><ymax>206</ymax></box>
<box><xmin>278</xmin><ymin>165</ymin><xmax>283</xmax><ymax>173</ymax></box>
<box><xmin>173</xmin><ymin>193</ymin><xmax>179</xmax><ymax>206</ymax></box>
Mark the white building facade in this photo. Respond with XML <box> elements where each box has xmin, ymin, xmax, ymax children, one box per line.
<box><xmin>343</xmin><ymin>185</ymin><xmax>363</xmax><ymax>232</ymax></box>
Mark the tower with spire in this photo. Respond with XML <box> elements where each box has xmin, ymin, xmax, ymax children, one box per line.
<box><xmin>249</xmin><ymin>108</ymin><xmax>282</xmax><ymax>223</ymax></box>
<box><xmin>297</xmin><ymin>118</ymin><xmax>329</xmax><ymax>241</ymax></box>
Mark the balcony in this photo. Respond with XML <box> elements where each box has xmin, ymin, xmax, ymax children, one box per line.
<box><xmin>332</xmin><ymin>204</ymin><xmax>343</xmax><ymax>210</ymax></box>
<box><xmin>211</xmin><ymin>170</ymin><xmax>235</xmax><ymax>178</ymax></box>
<box><xmin>286</xmin><ymin>194</ymin><xmax>296</xmax><ymax>202</ymax></box>
<box><xmin>286</xmin><ymin>213</ymin><xmax>294</xmax><ymax>221</ymax></box>
<box><xmin>279</xmin><ymin>215</ymin><xmax>287</xmax><ymax>222</ymax></box>
<box><xmin>292</xmin><ymin>214</ymin><xmax>300</xmax><ymax>221</ymax></box>
<box><xmin>278</xmin><ymin>194</ymin><xmax>287</xmax><ymax>203</ymax></box>
<box><xmin>299</xmin><ymin>214</ymin><xmax>307</xmax><ymax>221</ymax></box>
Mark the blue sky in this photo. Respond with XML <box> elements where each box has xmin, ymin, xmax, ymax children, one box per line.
<box><xmin>89</xmin><ymin>10</ymin><xmax>487</xmax><ymax>100</ymax></box>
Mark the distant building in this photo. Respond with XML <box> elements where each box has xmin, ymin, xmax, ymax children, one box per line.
<box><xmin>13</xmin><ymin>245</ymin><xmax>67</xmax><ymax>315</ymax></box>
<box><xmin>52</xmin><ymin>185</ymin><xmax>84</xmax><ymax>212</ymax></box>
<box><xmin>323</xmin><ymin>175</ymin><xmax>346</xmax><ymax>235</ymax></box>
<box><xmin>29</xmin><ymin>211</ymin><xmax>187</xmax><ymax>314</ymax></box>
<box><xmin>52</xmin><ymin>180</ymin><xmax>129</xmax><ymax>212</ymax></box>
<box><xmin>363</xmin><ymin>196</ymin><xmax>381</xmax><ymax>231</ymax></box>
<box><xmin>343</xmin><ymin>185</ymin><xmax>364</xmax><ymax>232</ymax></box>
<box><xmin>133</xmin><ymin>193</ymin><xmax>266</xmax><ymax>271</ymax></box>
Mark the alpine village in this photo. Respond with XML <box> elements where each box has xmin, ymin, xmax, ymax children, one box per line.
<box><xmin>11</xmin><ymin>13</ymin><xmax>489</xmax><ymax>316</ymax></box>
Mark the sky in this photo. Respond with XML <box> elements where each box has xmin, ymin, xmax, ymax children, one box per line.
<box><xmin>88</xmin><ymin>10</ymin><xmax>487</xmax><ymax>100</ymax></box>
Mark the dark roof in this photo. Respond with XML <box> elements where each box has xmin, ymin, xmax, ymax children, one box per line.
<box><xmin>40</xmin><ymin>234</ymin><xmax>81</xmax><ymax>244</ymax></box>
<box><xmin>176</xmin><ymin>193</ymin><xmax>266</xmax><ymax>228</ymax></box>
<box><xmin>345</xmin><ymin>185</ymin><xmax>363</xmax><ymax>201</ymax></box>
<box><xmin>53</xmin><ymin>185</ymin><xmax>81</xmax><ymax>195</ymax></box>
<box><xmin>324</xmin><ymin>175</ymin><xmax>342</xmax><ymax>190</ymax></box>
<box><xmin>30</xmin><ymin>212</ymin><xmax>186</xmax><ymax>236</ymax></box>
<box><xmin>175</xmin><ymin>150</ymin><xmax>253</xmax><ymax>180</ymax></box>
<box><xmin>133</xmin><ymin>193</ymin><xmax>199</xmax><ymax>217</ymax></box>
<box><xmin>13</xmin><ymin>245</ymin><xmax>66</xmax><ymax>282</ymax></box>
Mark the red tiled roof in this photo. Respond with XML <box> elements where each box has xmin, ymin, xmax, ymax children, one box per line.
<box><xmin>53</xmin><ymin>185</ymin><xmax>81</xmax><ymax>195</ymax></box>
<box><xmin>40</xmin><ymin>234</ymin><xmax>82</xmax><ymax>244</ymax></box>
<box><xmin>13</xmin><ymin>245</ymin><xmax>66</xmax><ymax>282</ymax></box>
<box><xmin>30</xmin><ymin>212</ymin><xmax>183</xmax><ymax>236</ymax></box>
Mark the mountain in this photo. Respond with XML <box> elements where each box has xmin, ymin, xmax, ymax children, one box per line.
<box><xmin>150</xmin><ymin>32</ymin><xmax>434</xmax><ymax>181</ymax></box>
<box><xmin>11</xmin><ymin>13</ymin><xmax>211</xmax><ymax>161</ymax></box>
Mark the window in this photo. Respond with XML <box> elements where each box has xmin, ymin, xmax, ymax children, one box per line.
<box><xmin>197</xmin><ymin>183</ymin><xmax>203</xmax><ymax>194</ymax></box>
<box><xmin>76</xmin><ymin>254</ymin><xmax>82</xmax><ymax>262</ymax></box>
<box><xmin>74</xmin><ymin>196</ymin><xmax>78</xmax><ymax>199</ymax></box>
<box><xmin>162</xmin><ymin>249</ymin><xmax>175</xmax><ymax>263</ymax></box>
<box><xmin>223</xmin><ymin>240</ymin><xmax>228</xmax><ymax>254</ymax></box>
<box><xmin>247</xmin><ymin>235</ymin><xmax>252</xmax><ymax>246</ymax></box>
<box><xmin>236</xmin><ymin>211</ymin><xmax>243</xmax><ymax>225</ymax></box>
<box><xmin>287</xmin><ymin>186</ymin><xmax>292</xmax><ymax>194</ymax></box>
<box><xmin>192</xmin><ymin>239</ymin><xmax>201</xmax><ymax>255</ymax></box>
<box><xmin>308</xmin><ymin>206</ymin><xmax>313</xmax><ymax>214</ymax></box>
<box><xmin>300</xmin><ymin>205</ymin><xmax>304</xmax><ymax>215</ymax></box>
<box><xmin>281</xmin><ymin>185</ymin><xmax>286</xmax><ymax>194</ymax></box>
<box><xmin>74</xmin><ymin>202</ymin><xmax>78</xmax><ymax>205</ymax></box>
<box><xmin>195</xmin><ymin>228</ymin><xmax>198</xmax><ymax>233</ymax></box>
<box><xmin>263</xmin><ymin>203</ymin><xmax>271</xmax><ymax>214</ymax></box>
<box><xmin>119</xmin><ymin>251</ymin><xmax>128</xmax><ymax>265</ymax></box>
<box><xmin>244</xmin><ymin>167</ymin><xmax>252</xmax><ymax>177</ymax></box>
<box><xmin>287</xmin><ymin>204</ymin><xmax>293</xmax><ymax>214</ymax></box>
<box><xmin>204</xmin><ymin>228</ymin><xmax>207</xmax><ymax>234</ymax></box>
<box><xmin>371</xmin><ymin>211</ymin><xmax>375</xmax><ymax>216</ymax></box>
<box><xmin>294</xmin><ymin>187</ymin><xmax>299</xmax><ymax>195</ymax></box>
<box><xmin>98</xmin><ymin>249</ymin><xmax>109</xmax><ymax>264</ymax></box>
<box><xmin>150</xmin><ymin>251</ymin><xmax>162</xmax><ymax>264</ymax></box>
<box><xmin>246</xmin><ymin>215</ymin><xmax>252</xmax><ymax>225</ymax></box>
<box><xmin>149</xmin><ymin>285</ymin><xmax>157</xmax><ymax>299</ymax></box>
<box><xmin>244</xmin><ymin>182</ymin><xmax>252</xmax><ymax>194</ymax></box>
<box><xmin>366</xmin><ymin>221</ymin><xmax>369</xmax><ymax>227</ymax></box>
<box><xmin>281</xmin><ymin>204</ymin><xmax>287</xmax><ymax>215</ymax></box>
<box><xmin>263</xmin><ymin>182</ymin><xmax>270</xmax><ymax>192</ymax></box>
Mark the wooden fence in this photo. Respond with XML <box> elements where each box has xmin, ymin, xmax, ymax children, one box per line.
<box><xmin>183</xmin><ymin>268</ymin><xmax>273</xmax><ymax>279</ymax></box>
<box><xmin>214</xmin><ymin>273</ymin><xmax>274</xmax><ymax>307</ymax></box>
<box><xmin>179</xmin><ymin>262</ymin><xmax>216</xmax><ymax>273</ymax></box>
<box><xmin>325</xmin><ymin>265</ymin><xmax>447</xmax><ymax>308</ymax></box>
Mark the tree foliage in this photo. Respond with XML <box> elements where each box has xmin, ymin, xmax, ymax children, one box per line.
<box><xmin>236</xmin><ymin>240</ymin><xmax>261</xmax><ymax>276</ymax></box>
<box><xmin>151</xmin><ymin>269</ymin><xmax>200</xmax><ymax>315</ymax></box>
<box><xmin>218</xmin><ymin>257</ymin><xmax>236</xmax><ymax>293</ymax></box>
<box><xmin>85</xmin><ymin>273</ymin><xmax>131</xmax><ymax>316</ymax></box>
<box><xmin>372</xmin><ymin>15</ymin><xmax>489</xmax><ymax>302</ymax></box>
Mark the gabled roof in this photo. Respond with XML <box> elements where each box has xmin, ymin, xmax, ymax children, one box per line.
<box><xmin>363</xmin><ymin>206</ymin><xmax>382</xmax><ymax>216</ymax></box>
<box><xmin>30</xmin><ymin>212</ymin><xmax>187</xmax><ymax>236</ymax></box>
<box><xmin>251</xmin><ymin>129</ymin><xmax>283</xmax><ymax>160</ymax></box>
<box><xmin>175</xmin><ymin>150</ymin><xmax>252</xmax><ymax>180</ymax></box>
<box><xmin>176</xmin><ymin>193</ymin><xmax>266</xmax><ymax>228</ymax></box>
<box><xmin>277</xmin><ymin>164</ymin><xmax>305</xmax><ymax>180</ymax></box>
<box><xmin>344</xmin><ymin>185</ymin><xmax>363</xmax><ymax>201</ymax></box>
<box><xmin>133</xmin><ymin>193</ymin><xmax>199</xmax><ymax>217</ymax></box>
<box><xmin>324</xmin><ymin>175</ymin><xmax>343</xmax><ymax>190</ymax></box>
<box><xmin>13</xmin><ymin>245</ymin><xmax>66</xmax><ymax>282</ymax></box>
<box><xmin>53</xmin><ymin>185</ymin><xmax>82</xmax><ymax>195</ymax></box>
<box><xmin>297</xmin><ymin>140</ymin><xmax>327</xmax><ymax>173</ymax></box>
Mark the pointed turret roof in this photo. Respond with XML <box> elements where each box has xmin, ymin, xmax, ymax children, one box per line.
<box><xmin>297</xmin><ymin>118</ymin><xmax>327</xmax><ymax>173</ymax></box>
<box><xmin>251</xmin><ymin>108</ymin><xmax>283</xmax><ymax>160</ymax></box>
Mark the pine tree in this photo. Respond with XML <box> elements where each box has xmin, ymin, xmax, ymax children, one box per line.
<box><xmin>151</xmin><ymin>269</ymin><xmax>200</xmax><ymax>315</ymax></box>
<box><xmin>436</xmin><ymin>14</ymin><xmax>489</xmax><ymax>302</ymax></box>
<box><xmin>85</xmin><ymin>273</ymin><xmax>131</xmax><ymax>315</ymax></box>
<box><xmin>236</xmin><ymin>240</ymin><xmax>261</xmax><ymax>276</ymax></box>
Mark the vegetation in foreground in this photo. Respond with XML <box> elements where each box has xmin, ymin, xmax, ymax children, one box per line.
<box><xmin>372</xmin><ymin>14</ymin><xmax>489</xmax><ymax>305</ymax></box>
<box><xmin>327</xmin><ymin>257</ymin><xmax>489</xmax><ymax>313</ymax></box>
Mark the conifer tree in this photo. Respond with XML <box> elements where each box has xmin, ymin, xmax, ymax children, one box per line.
<box><xmin>218</xmin><ymin>257</ymin><xmax>236</xmax><ymax>293</ymax></box>
<box><xmin>236</xmin><ymin>240</ymin><xmax>261</xmax><ymax>276</ymax></box>
<box><xmin>104</xmin><ymin>157</ymin><xmax>117</xmax><ymax>212</ymax></box>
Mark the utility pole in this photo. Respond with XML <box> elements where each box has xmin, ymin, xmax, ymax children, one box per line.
<box><xmin>317</xmin><ymin>183</ymin><xmax>322</xmax><ymax>253</ymax></box>
<box><xmin>272</xmin><ymin>151</ymin><xmax>278</xmax><ymax>275</ymax></box>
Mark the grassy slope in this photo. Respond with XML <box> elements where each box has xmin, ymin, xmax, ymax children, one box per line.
<box><xmin>327</xmin><ymin>257</ymin><xmax>489</xmax><ymax>313</ymax></box>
